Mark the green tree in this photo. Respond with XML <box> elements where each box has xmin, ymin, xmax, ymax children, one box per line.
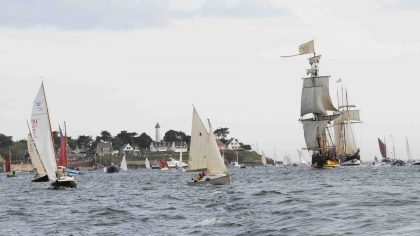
<box><xmin>100</xmin><ymin>130</ymin><xmax>112</xmax><ymax>142</ymax></box>
<box><xmin>116</xmin><ymin>130</ymin><xmax>137</xmax><ymax>145</ymax></box>
<box><xmin>239</xmin><ymin>142</ymin><xmax>252</xmax><ymax>151</ymax></box>
<box><xmin>0</xmin><ymin>133</ymin><xmax>13</xmax><ymax>154</ymax></box>
<box><xmin>163</xmin><ymin>130</ymin><xmax>186</xmax><ymax>142</ymax></box>
<box><xmin>133</xmin><ymin>132</ymin><xmax>153</xmax><ymax>149</ymax></box>
<box><xmin>76</xmin><ymin>135</ymin><xmax>93</xmax><ymax>148</ymax></box>
<box><xmin>214</xmin><ymin>127</ymin><xmax>229</xmax><ymax>141</ymax></box>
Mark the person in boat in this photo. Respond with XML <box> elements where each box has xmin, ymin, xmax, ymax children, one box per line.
<box><xmin>198</xmin><ymin>170</ymin><xmax>207</xmax><ymax>180</ymax></box>
<box><xmin>12</xmin><ymin>170</ymin><xmax>16</xmax><ymax>176</ymax></box>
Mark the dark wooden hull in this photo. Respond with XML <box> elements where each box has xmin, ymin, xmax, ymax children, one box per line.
<box><xmin>51</xmin><ymin>179</ymin><xmax>77</xmax><ymax>188</ymax></box>
<box><xmin>105</xmin><ymin>166</ymin><xmax>119</xmax><ymax>173</ymax></box>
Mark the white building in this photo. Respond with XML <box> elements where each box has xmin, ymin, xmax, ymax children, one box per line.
<box><xmin>225</xmin><ymin>138</ymin><xmax>241</xmax><ymax>150</ymax></box>
<box><xmin>120</xmin><ymin>143</ymin><xmax>141</xmax><ymax>156</ymax></box>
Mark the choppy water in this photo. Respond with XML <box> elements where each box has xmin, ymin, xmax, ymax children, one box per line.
<box><xmin>1</xmin><ymin>165</ymin><xmax>420</xmax><ymax>235</ymax></box>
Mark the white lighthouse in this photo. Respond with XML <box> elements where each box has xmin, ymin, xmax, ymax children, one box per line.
<box><xmin>155</xmin><ymin>123</ymin><xmax>161</xmax><ymax>142</ymax></box>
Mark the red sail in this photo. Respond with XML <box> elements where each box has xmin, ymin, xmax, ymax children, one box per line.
<box><xmin>378</xmin><ymin>138</ymin><xmax>387</xmax><ymax>158</ymax></box>
<box><xmin>159</xmin><ymin>160</ymin><xmax>168</xmax><ymax>169</ymax></box>
<box><xmin>58</xmin><ymin>127</ymin><xmax>68</xmax><ymax>167</ymax></box>
<box><xmin>3</xmin><ymin>154</ymin><xmax>11</xmax><ymax>173</ymax></box>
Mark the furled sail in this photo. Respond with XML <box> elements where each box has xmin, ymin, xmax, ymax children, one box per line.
<box><xmin>188</xmin><ymin>107</ymin><xmax>209</xmax><ymax>171</ymax></box>
<box><xmin>206</xmin><ymin>122</ymin><xmax>228</xmax><ymax>175</ymax></box>
<box><xmin>27</xmin><ymin>133</ymin><xmax>47</xmax><ymax>177</ymax></box>
<box><xmin>301</xmin><ymin>76</ymin><xmax>338</xmax><ymax>116</ymax></box>
<box><xmin>302</xmin><ymin>120</ymin><xmax>329</xmax><ymax>151</ymax></box>
<box><xmin>378</xmin><ymin>138</ymin><xmax>387</xmax><ymax>158</ymax></box>
<box><xmin>261</xmin><ymin>151</ymin><xmax>267</xmax><ymax>165</ymax></box>
<box><xmin>31</xmin><ymin>84</ymin><xmax>57</xmax><ymax>181</ymax></box>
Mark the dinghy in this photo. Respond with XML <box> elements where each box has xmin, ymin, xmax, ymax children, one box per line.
<box><xmin>145</xmin><ymin>157</ymin><xmax>151</xmax><ymax>169</ymax></box>
<box><xmin>187</xmin><ymin>107</ymin><xmax>230</xmax><ymax>185</ymax></box>
<box><xmin>3</xmin><ymin>152</ymin><xmax>17</xmax><ymax>178</ymax></box>
<box><xmin>31</xmin><ymin>83</ymin><xmax>76</xmax><ymax>188</ymax></box>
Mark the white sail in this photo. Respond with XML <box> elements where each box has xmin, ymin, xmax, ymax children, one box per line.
<box><xmin>31</xmin><ymin>84</ymin><xmax>57</xmax><ymax>181</ymax></box>
<box><xmin>145</xmin><ymin>157</ymin><xmax>151</xmax><ymax>169</ymax></box>
<box><xmin>120</xmin><ymin>155</ymin><xmax>128</xmax><ymax>171</ymax></box>
<box><xmin>302</xmin><ymin>120</ymin><xmax>329</xmax><ymax>151</ymax></box>
<box><xmin>406</xmin><ymin>137</ymin><xmax>413</xmax><ymax>162</ymax></box>
<box><xmin>188</xmin><ymin>107</ymin><xmax>209</xmax><ymax>171</ymax></box>
<box><xmin>301</xmin><ymin>76</ymin><xmax>338</xmax><ymax>117</ymax></box>
<box><xmin>261</xmin><ymin>151</ymin><xmax>267</xmax><ymax>166</ymax></box>
<box><xmin>27</xmin><ymin>133</ymin><xmax>47</xmax><ymax>177</ymax></box>
<box><xmin>178</xmin><ymin>151</ymin><xmax>183</xmax><ymax>168</ymax></box>
<box><xmin>297</xmin><ymin>149</ymin><xmax>306</xmax><ymax>164</ymax></box>
<box><xmin>343</xmin><ymin>123</ymin><xmax>358</xmax><ymax>155</ymax></box>
<box><xmin>206</xmin><ymin>122</ymin><xmax>228</xmax><ymax>175</ymax></box>
<box><xmin>341</xmin><ymin>110</ymin><xmax>360</xmax><ymax>121</ymax></box>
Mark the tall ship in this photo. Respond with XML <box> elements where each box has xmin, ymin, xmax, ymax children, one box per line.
<box><xmin>333</xmin><ymin>84</ymin><xmax>362</xmax><ymax>166</ymax></box>
<box><xmin>293</xmin><ymin>40</ymin><xmax>341</xmax><ymax>168</ymax></box>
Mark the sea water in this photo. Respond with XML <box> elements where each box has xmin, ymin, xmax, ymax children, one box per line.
<box><xmin>1</xmin><ymin>165</ymin><xmax>420</xmax><ymax>235</ymax></box>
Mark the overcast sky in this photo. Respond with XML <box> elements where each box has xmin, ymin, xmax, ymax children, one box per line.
<box><xmin>0</xmin><ymin>0</ymin><xmax>419</xmax><ymax>162</ymax></box>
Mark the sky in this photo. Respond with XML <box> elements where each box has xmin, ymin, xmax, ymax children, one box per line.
<box><xmin>0</xmin><ymin>0</ymin><xmax>419</xmax><ymax>162</ymax></box>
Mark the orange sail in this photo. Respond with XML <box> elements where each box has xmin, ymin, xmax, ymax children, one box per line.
<box><xmin>3</xmin><ymin>154</ymin><xmax>11</xmax><ymax>173</ymax></box>
<box><xmin>58</xmin><ymin>126</ymin><xmax>68</xmax><ymax>167</ymax></box>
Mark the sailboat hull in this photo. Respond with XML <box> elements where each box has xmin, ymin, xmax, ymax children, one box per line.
<box><xmin>31</xmin><ymin>174</ymin><xmax>49</xmax><ymax>182</ymax></box>
<box><xmin>311</xmin><ymin>154</ymin><xmax>340</xmax><ymax>168</ymax></box>
<box><xmin>412</xmin><ymin>161</ymin><xmax>420</xmax><ymax>165</ymax></box>
<box><xmin>187</xmin><ymin>174</ymin><xmax>230</xmax><ymax>186</ymax></box>
<box><xmin>51</xmin><ymin>176</ymin><xmax>77</xmax><ymax>188</ymax></box>
<box><xmin>340</xmin><ymin>151</ymin><xmax>361</xmax><ymax>166</ymax></box>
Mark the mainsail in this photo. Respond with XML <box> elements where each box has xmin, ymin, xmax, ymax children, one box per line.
<box><xmin>261</xmin><ymin>151</ymin><xmax>267</xmax><ymax>166</ymax></box>
<box><xmin>31</xmin><ymin>83</ymin><xmax>57</xmax><ymax>181</ymax></box>
<box><xmin>27</xmin><ymin>133</ymin><xmax>47</xmax><ymax>177</ymax></box>
<box><xmin>206</xmin><ymin>121</ymin><xmax>228</xmax><ymax>175</ymax></box>
<box><xmin>58</xmin><ymin>126</ymin><xmax>68</xmax><ymax>167</ymax></box>
<box><xmin>301</xmin><ymin>76</ymin><xmax>338</xmax><ymax>116</ymax></box>
<box><xmin>3</xmin><ymin>153</ymin><xmax>11</xmax><ymax>173</ymax></box>
<box><xmin>188</xmin><ymin>107</ymin><xmax>209</xmax><ymax>171</ymax></box>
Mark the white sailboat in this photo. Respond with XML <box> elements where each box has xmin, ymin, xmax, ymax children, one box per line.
<box><xmin>297</xmin><ymin>149</ymin><xmax>309</xmax><ymax>166</ymax></box>
<box><xmin>145</xmin><ymin>157</ymin><xmax>151</xmax><ymax>169</ymax></box>
<box><xmin>187</xmin><ymin>107</ymin><xmax>230</xmax><ymax>185</ymax></box>
<box><xmin>31</xmin><ymin>83</ymin><xmax>76</xmax><ymax>188</ymax></box>
<box><xmin>261</xmin><ymin>151</ymin><xmax>267</xmax><ymax>166</ymax></box>
<box><xmin>27</xmin><ymin>130</ymin><xmax>48</xmax><ymax>182</ymax></box>
<box><xmin>120</xmin><ymin>155</ymin><xmax>128</xmax><ymax>171</ymax></box>
<box><xmin>178</xmin><ymin>150</ymin><xmax>186</xmax><ymax>172</ymax></box>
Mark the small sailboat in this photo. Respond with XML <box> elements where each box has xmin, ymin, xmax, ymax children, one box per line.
<box><xmin>187</xmin><ymin>107</ymin><xmax>230</xmax><ymax>185</ymax></box>
<box><xmin>261</xmin><ymin>151</ymin><xmax>267</xmax><ymax>166</ymax></box>
<box><xmin>58</xmin><ymin>123</ymin><xmax>83</xmax><ymax>176</ymax></box>
<box><xmin>297</xmin><ymin>149</ymin><xmax>309</xmax><ymax>167</ymax></box>
<box><xmin>333</xmin><ymin>82</ymin><xmax>362</xmax><ymax>166</ymax></box>
<box><xmin>291</xmin><ymin>40</ymin><xmax>340</xmax><ymax>168</ymax></box>
<box><xmin>159</xmin><ymin>160</ymin><xmax>169</xmax><ymax>170</ymax></box>
<box><xmin>145</xmin><ymin>157</ymin><xmax>151</xmax><ymax>169</ymax></box>
<box><xmin>104</xmin><ymin>162</ymin><xmax>119</xmax><ymax>173</ymax></box>
<box><xmin>177</xmin><ymin>149</ymin><xmax>186</xmax><ymax>172</ymax></box>
<box><xmin>406</xmin><ymin>137</ymin><xmax>419</xmax><ymax>165</ymax></box>
<box><xmin>378</xmin><ymin>138</ymin><xmax>391</xmax><ymax>165</ymax></box>
<box><xmin>31</xmin><ymin>83</ymin><xmax>76</xmax><ymax>188</ymax></box>
<box><xmin>373</xmin><ymin>156</ymin><xmax>381</xmax><ymax>166</ymax></box>
<box><xmin>120</xmin><ymin>155</ymin><xmax>128</xmax><ymax>171</ymax></box>
<box><xmin>27</xmin><ymin>127</ymin><xmax>48</xmax><ymax>182</ymax></box>
<box><xmin>3</xmin><ymin>150</ymin><xmax>17</xmax><ymax>178</ymax></box>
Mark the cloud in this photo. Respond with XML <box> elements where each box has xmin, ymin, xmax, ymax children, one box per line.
<box><xmin>0</xmin><ymin>0</ymin><xmax>288</xmax><ymax>30</ymax></box>
<box><xmin>0</xmin><ymin>0</ymin><xmax>170</xmax><ymax>30</ymax></box>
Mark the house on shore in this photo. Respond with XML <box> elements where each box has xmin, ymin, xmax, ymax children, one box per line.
<box><xmin>225</xmin><ymin>138</ymin><xmax>241</xmax><ymax>150</ymax></box>
<box><xmin>95</xmin><ymin>141</ymin><xmax>115</xmax><ymax>156</ymax></box>
<box><xmin>120</xmin><ymin>143</ymin><xmax>141</xmax><ymax>156</ymax></box>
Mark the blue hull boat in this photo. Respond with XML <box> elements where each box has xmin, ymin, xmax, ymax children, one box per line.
<box><xmin>65</xmin><ymin>168</ymin><xmax>84</xmax><ymax>175</ymax></box>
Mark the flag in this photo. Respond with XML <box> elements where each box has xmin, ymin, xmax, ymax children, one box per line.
<box><xmin>299</xmin><ymin>40</ymin><xmax>315</xmax><ymax>54</ymax></box>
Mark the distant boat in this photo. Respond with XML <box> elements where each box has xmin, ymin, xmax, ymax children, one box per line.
<box><xmin>333</xmin><ymin>83</ymin><xmax>362</xmax><ymax>166</ymax></box>
<box><xmin>59</xmin><ymin>123</ymin><xmax>83</xmax><ymax>176</ymax></box>
<box><xmin>373</xmin><ymin>156</ymin><xmax>381</xmax><ymax>166</ymax></box>
<box><xmin>297</xmin><ymin>149</ymin><xmax>309</xmax><ymax>167</ymax></box>
<box><xmin>406</xmin><ymin>137</ymin><xmax>417</xmax><ymax>165</ymax></box>
<box><xmin>177</xmin><ymin>150</ymin><xmax>186</xmax><ymax>172</ymax></box>
<box><xmin>378</xmin><ymin>138</ymin><xmax>392</xmax><ymax>165</ymax></box>
<box><xmin>27</xmin><ymin>130</ymin><xmax>48</xmax><ymax>182</ymax></box>
<box><xmin>261</xmin><ymin>151</ymin><xmax>267</xmax><ymax>166</ymax></box>
<box><xmin>3</xmin><ymin>150</ymin><xmax>16</xmax><ymax>178</ymax></box>
<box><xmin>145</xmin><ymin>157</ymin><xmax>151</xmax><ymax>169</ymax></box>
<box><xmin>120</xmin><ymin>155</ymin><xmax>128</xmax><ymax>171</ymax></box>
<box><xmin>159</xmin><ymin>160</ymin><xmax>169</xmax><ymax>171</ymax></box>
<box><xmin>104</xmin><ymin>163</ymin><xmax>119</xmax><ymax>173</ymax></box>
<box><xmin>31</xmin><ymin>83</ymin><xmax>76</xmax><ymax>188</ymax></box>
<box><xmin>295</xmin><ymin>41</ymin><xmax>340</xmax><ymax>168</ymax></box>
<box><xmin>187</xmin><ymin>107</ymin><xmax>230</xmax><ymax>185</ymax></box>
